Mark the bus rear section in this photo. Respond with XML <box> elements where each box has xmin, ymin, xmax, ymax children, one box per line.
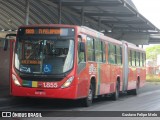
<box><xmin>124</xmin><ymin>41</ymin><xmax>146</xmax><ymax>94</ymax></box>
<box><xmin>10</xmin><ymin>25</ymin><xmax>80</xmax><ymax>99</ymax></box>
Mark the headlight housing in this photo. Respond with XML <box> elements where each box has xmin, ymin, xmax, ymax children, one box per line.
<box><xmin>12</xmin><ymin>74</ymin><xmax>21</xmax><ymax>86</ymax></box>
<box><xmin>61</xmin><ymin>76</ymin><xmax>74</xmax><ymax>88</ymax></box>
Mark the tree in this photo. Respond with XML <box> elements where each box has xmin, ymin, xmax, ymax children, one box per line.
<box><xmin>145</xmin><ymin>45</ymin><xmax>160</xmax><ymax>60</ymax></box>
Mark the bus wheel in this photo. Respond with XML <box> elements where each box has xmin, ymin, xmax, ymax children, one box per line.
<box><xmin>128</xmin><ymin>80</ymin><xmax>139</xmax><ymax>95</ymax></box>
<box><xmin>82</xmin><ymin>83</ymin><xmax>93</xmax><ymax>107</ymax></box>
<box><xmin>111</xmin><ymin>81</ymin><xmax>120</xmax><ymax>101</ymax></box>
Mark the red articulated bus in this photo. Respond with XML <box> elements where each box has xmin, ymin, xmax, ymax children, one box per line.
<box><xmin>4</xmin><ymin>24</ymin><xmax>146</xmax><ymax>107</ymax></box>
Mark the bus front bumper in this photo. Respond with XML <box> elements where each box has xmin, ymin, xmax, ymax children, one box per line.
<box><xmin>11</xmin><ymin>86</ymin><xmax>77</xmax><ymax>99</ymax></box>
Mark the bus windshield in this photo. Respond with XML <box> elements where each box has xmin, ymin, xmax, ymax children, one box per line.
<box><xmin>14</xmin><ymin>38</ymin><xmax>74</xmax><ymax>75</ymax></box>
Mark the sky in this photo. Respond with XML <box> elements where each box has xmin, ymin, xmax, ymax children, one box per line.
<box><xmin>132</xmin><ymin>0</ymin><xmax>160</xmax><ymax>29</ymax></box>
<box><xmin>132</xmin><ymin>0</ymin><xmax>160</xmax><ymax>48</ymax></box>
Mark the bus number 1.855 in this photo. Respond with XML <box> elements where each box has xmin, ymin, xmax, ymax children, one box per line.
<box><xmin>43</xmin><ymin>82</ymin><xmax>58</xmax><ymax>88</ymax></box>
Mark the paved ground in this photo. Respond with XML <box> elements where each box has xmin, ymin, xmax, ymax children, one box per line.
<box><xmin>0</xmin><ymin>82</ymin><xmax>160</xmax><ymax>120</ymax></box>
<box><xmin>0</xmin><ymin>86</ymin><xmax>9</xmax><ymax>98</ymax></box>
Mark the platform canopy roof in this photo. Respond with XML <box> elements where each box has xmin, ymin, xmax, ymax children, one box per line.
<box><xmin>0</xmin><ymin>0</ymin><xmax>159</xmax><ymax>44</ymax></box>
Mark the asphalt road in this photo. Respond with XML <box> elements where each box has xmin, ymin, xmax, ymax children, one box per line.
<box><xmin>1</xmin><ymin>82</ymin><xmax>160</xmax><ymax>120</ymax></box>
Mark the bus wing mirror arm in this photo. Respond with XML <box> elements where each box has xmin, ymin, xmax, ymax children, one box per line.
<box><xmin>3</xmin><ymin>34</ymin><xmax>16</xmax><ymax>51</ymax></box>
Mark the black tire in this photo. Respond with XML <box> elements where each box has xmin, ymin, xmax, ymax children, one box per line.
<box><xmin>129</xmin><ymin>80</ymin><xmax>139</xmax><ymax>95</ymax></box>
<box><xmin>82</xmin><ymin>83</ymin><xmax>93</xmax><ymax>107</ymax></box>
<box><xmin>127</xmin><ymin>80</ymin><xmax>139</xmax><ymax>95</ymax></box>
<box><xmin>111</xmin><ymin>81</ymin><xmax>120</xmax><ymax>101</ymax></box>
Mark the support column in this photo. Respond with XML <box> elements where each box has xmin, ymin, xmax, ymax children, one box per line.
<box><xmin>25</xmin><ymin>0</ymin><xmax>30</xmax><ymax>25</ymax></box>
<box><xmin>58</xmin><ymin>0</ymin><xmax>62</xmax><ymax>24</ymax></box>
<box><xmin>142</xmin><ymin>45</ymin><xmax>143</xmax><ymax>48</ymax></box>
<box><xmin>98</xmin><ymin>17</ymin><xmax>101</xmax><ymax>31</ymax></box>
<box><xmin>81</xmin><ymin>7</ymin><xmax>84</xmax><ymax>25</ymax></box>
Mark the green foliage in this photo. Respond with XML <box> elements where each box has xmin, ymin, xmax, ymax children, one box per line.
<box><xmin>146</xmin><ymin>74</ymin><xmax>160</xmax><ymax>82</ymax></box>
<box><xmin>145</xmin><ymin>45</ymin><xmax>160</xmax><ymax>60</ymax></box>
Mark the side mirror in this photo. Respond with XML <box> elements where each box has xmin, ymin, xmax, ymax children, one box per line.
<box><xmin>80</xmin><ymin>42</ymin><xmax>85</xmax><ymax>52</ymax></box>
<box><xmin>3</xmin><ymin>39</ymin><xmax>8</xmax><ymax>51</ymax></box>
<box><xmin>3</xmin><ymin>34</ymin><xmax>16</xmax><ymax>51</ymax></box>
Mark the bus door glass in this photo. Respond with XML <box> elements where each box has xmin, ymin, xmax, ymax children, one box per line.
<box><xmin>77</xmin><ymin>35</ymin><xmax>86</xmax><ymax>74</ymax></box>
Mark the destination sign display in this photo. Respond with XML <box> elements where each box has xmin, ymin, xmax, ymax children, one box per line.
<box><xmin>25</xmin><ymin>29</ymin><xmax>61</xmax><ymax>35</ymax></box>
<box><xmin>18</xmin><ymin>27</ymin><xmax>75</xmax><ymax>36</ymax></box>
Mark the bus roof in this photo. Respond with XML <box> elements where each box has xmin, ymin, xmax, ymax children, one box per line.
<box><xmin>79</xmin><ymin>26</ymin><xmax>145</xmax><ymax>52</ymax></box>
<box><xmin>18</xmin><ymin>24</ymin><xmax>77</xmax><ymax>29</ymax></box>
<box><xmin>79</xmin><ymin>26</ymin><xmax>122</xmax><ymax>45</ymax></box>
<box><xmin>18</xmin><ymin>24</ymin><xmax>145</xmax><ymax>52</ymax></box>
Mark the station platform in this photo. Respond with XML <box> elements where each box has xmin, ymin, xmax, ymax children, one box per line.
<box><xmin>0</xmin><ymin>47</ymin><xmax>10</xmax><ymax>98</ymax></box>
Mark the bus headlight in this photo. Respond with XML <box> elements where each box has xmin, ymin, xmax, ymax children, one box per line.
<box><xmin>12</xmin><ymin>74</ymin><xmax>21</xmax><ymax>86</ymax></box>
<box><xmin>61</xmin><ymin>76</ymin><xmax>74</xmax><ymax>88</ymax></box>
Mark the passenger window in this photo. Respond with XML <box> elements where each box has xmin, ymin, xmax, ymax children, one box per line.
<box><xmin>140</xmin><ymin>53</ymin><xmax>143</xmax><ymax>66</ymax></box>
<box><xmin>95</xmin><ymin>39</ymin><xmax>102</xmax><ymax>62</ymax></box>
<box><xmin>142</xmin><ymin>53</ymin><xmax>146</xmax><ymax>66</ymax></box>
<box><xmin>108</xmin><ymin>43</ymin><xmax>116</xmax><ymax>64</ymax></box>
<box><xmin>116</xmin><ymin>46</ymin><xmax>122</xmax><ymax>65</ymax></box>
<box><xmin>132</xmin><ymin>51</ymin><xmax>135</xmax><ymax>66</ymax></box>
<box><xmin>87</xmin><ymin>37</ymin><xmax>95</xmax><ymax>61</ymax></box>
<box><xmin>102</xmin><ymin>42</ymin><xmax>106</xmax><ymax>62</ymax></box>
<box><xmin>129</xmin><ymin>50</ymin><xmax>132</xmax><ymax>66</ymax></box>
<box><xmin>144</xmin><ymin>53</ymin><xmax>146</xmax><ymax>66</ymax></box>
<box><xmin>136</xmin><ymin>52</ymin><xmax>140</xmax><ymax>66</ymax></box>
